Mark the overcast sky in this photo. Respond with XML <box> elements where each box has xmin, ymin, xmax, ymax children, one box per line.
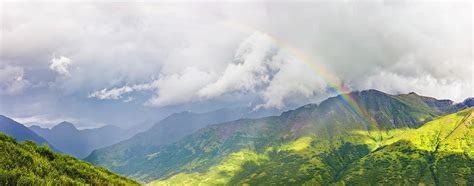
<box><xmin>0</xmin><ymin>1</ymin><xmax>472</xmax><ymax>129</ymax></box>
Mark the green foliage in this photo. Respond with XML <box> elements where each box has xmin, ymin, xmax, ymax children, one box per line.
<box><xmin>0</xmin><ymin>132</ymin><xmax>140</xmax><ymax>185</ymax></box>
<box><xmin>86</xmin><ymin>90</ymin><xmax>472</xmax><ymax>185</ymax></box>
<box><xmin>151</xmin><ymin>108</ymin><xmax>473</xmax><ymax>185</ymax></box>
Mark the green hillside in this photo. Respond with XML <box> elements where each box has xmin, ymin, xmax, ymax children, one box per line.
<box><xmin>0</xmin><ymin>132</ymin><xmax>140</xmax><ymax>185</ymax></box>
<box><xmin>151</xmin><ymin>108</ymin><xmax>473</xmax><ymax>185</ymax></box>
<box><xmin>86</xmin><ymin>90</ymin><xmax>472</xmax><ymax>184</ymax></box>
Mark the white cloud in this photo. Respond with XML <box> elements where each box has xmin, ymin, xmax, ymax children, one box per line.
<box><xmin>50</xmin><ymin>56</ymin><xmax>72</xmax><ymax>76</ymax></box>
<box><xmin>147</xmin><ymin>68</ymin><xmax>216</xmax><ymax>107</ymax></box>
<box><xmin>362</xmin><ymin>55</ymin><xmax>473</xmax><ymax>102</ymax></box>
<box><xmin>88</xmin><ymin>81</ymin><xmax>158</xmax><ymax>100</ymax></box>
<box><xmin>365</xmin><ymin>71</ymin><xmax>469</xmax><ymax>101</ymax></box>
<box><xmin>88</xmin><ymin>86</ymin><xmax>134</xmax><ymax>100</ymax></box>
<box><xmin>0</xmin><ymin>66</ymin><xmax>30</xmax><ymax>95</ymax></box>
<box><xmin>88</xmin><ymin>32</ymin><xmax>331</xmax><ymax>108</ymax></box>
<box><xmin>199</xmin><ymin>32</ymin><xmax>330</xmax><ymax>109</ymax></box>
<box><xmin>89</xmin><ymin>67</ymin><xmax>216</xmax><ymax>107</ymax></box>
<box><xmin>257</xmin><ymin>51</ymin><xmax>327</xmax><ymax>109</ymax></box>
<box><xmin>198</xmin><ymin>32</ymin><xmax>277</xmax><ymax>98</ymax></box>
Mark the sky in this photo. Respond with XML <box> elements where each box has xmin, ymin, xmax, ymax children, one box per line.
<box><xmin>0</xmin><ymin>1</ymin><xmax>472</xmax><ymax>129</ymax></box>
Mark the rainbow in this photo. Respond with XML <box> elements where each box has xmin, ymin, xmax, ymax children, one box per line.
<box><xmin>227</xmin><ymin>22</ymin><xmax>380</xmax><ymax>130</ymax></box>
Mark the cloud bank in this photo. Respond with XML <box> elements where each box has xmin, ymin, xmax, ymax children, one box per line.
<box><xmin>89</xmin><ymin>32</ymin><xmax>329</xmax><ymax>108</ymax></box>
<box><xmin>1</xmin><ymin>2</ymin><xmax>471</xmax><ymax>127</ymax></box>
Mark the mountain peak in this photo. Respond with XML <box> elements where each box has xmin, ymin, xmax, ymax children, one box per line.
<box><xmin>52</xmin><ymin>121</ymin><xmax>77</xmax><ymax>131</ymax></box>
<box><xmin>462</xmin><ymin>97</ymin><xmax>474</xmax><ymax>107</ymax></box>
<box><xmin>356</xmin><ymin>89</ymin><xmax>389</xmax><ymax>97</ymax></box>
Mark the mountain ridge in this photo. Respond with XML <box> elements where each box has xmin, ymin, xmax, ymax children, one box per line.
<box><xmin>85</xmin><ymin>106</ymin><xmax>280</xmax><ymax>168</ymax></box>
<box><xmin>86</xmin><ymin>89</ymin><xmax>472</xmax><ymax>184</ymax></box>
<box><xmin>150</xmin><ymin>108</ymin><xmax>473</xmax><ymax>185</ymax></box>
<box><xmin>0</xmin><ymin>115</ymin><xmax>58</xmax><ymax>152</ymax></box>
<box><xmin>30</xmin><ymin>122</ymin><xmax>134</xmax><ymax>158</ymax></box>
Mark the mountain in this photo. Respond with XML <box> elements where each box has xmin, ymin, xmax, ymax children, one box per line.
<box><xmin>85</xmin><ymin>90</ymin><xmax>472</xmax><ymax>184</ymax></box>
<box><xmin>336</xmin><ymin>108</ymin><xmax>473</xmax><ymax>185</ymax></box>
<box><xmin>0</xmin><ymin>115</ymin><xmax>56</xmax><ymax>151</ymax></box>
<box><xmin>151</xmin><ymin>107</ymin><xmax>473</xmax><ymax>185</ymax></box>
<box><xmin>125</xmin><ymin>119</ymin><xmax>158</xmax><ymax>137</ymax></box>
<box><xmin>30</xmin><ymin>122</ymin><xmax>133</xmax><ymax>158</ymax></box>
<box><xmin>0</xmin><ymin>132</ymin><xmax>139</xmax><ymax>185</ymax></box>
<box><xmin>85</xmin><ymin>107</ymin><xmax>280</xmax><ymax>172</ymax></box>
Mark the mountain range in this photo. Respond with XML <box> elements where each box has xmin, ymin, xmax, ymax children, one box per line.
<box><xmin>85</xmin><ymin>90</ymin><xmax>474</xmax><ymax>184</ymax></box>
<box><xmin>1</xmin><ymin>89</ymin><xmax>472</xmax><ymax>185</ymax></box>
<box><xmin>29</xmin><ymin>122</ymin><xmax>134</xmax><ymax>158</ymax></box>
<box><xmin>85</xmin><ymin>107</ymin><xmax>280</xmax><ymax>170</ymax></box>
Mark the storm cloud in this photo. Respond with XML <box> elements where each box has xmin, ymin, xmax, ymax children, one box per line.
<box><xmin>0</xmin><ymin>1</ymin><xmax>472</xmax><ymax>128</ymax></box>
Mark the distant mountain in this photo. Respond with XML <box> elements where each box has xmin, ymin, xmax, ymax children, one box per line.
<box><xmin>0</xmin><ymin>132</ymin><xmax>139</xmax><ymax>185</ymax></box>
<box><xmin>85</xmin><ymin>107</ymin><xmax>280</xmax><ymax>171</ymax></box>
<box><xmin>30</xmin><ymin>122</ymin><xmax>133</xmax><ymax>159</ymax></box>
<box><xmin>125</xmin><ymin>119</ymin><xmax>157</xmax><ymax>137</ymax></box>
<box><xmin>0</xmin><ymin>115</ymin><xmax>57</xmax><ymax>151</ymax></box>
<box><xmin>131</xmin><ymin>107</ymin><xmax>280</xmax><ymax>147</ymax></box>
<box><xmin>85</xmin><ymin>90</ymin><xmax>472</xmax><ymax>184</ymax></box>
<box><xmin>126</xmin><ymin>107</ymin><xmax>280</xmax><ymax>136</ymax></box>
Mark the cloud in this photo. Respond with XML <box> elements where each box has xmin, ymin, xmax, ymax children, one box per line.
<box><xmin>1</xmin><ymin>2</ymin><xmax>471</xmax><ymax>127</ymax></box>
<box><xmin>147</xmin><ymin>68</ymin><xmax>216</xmax><ymax>107</ymax></box>
<box><xmin>88</xmin><ymin>32</ymin><xmax>331</xmax><ymax>108</ymax></box>
<box><xmin>198</xmin><ymin>32</ymin><xmax>277</xmax><ymax>98</ymax></box>
<box><xmin>0</xmin><ymin>66</ymin><xmax>30</xmax><ymax>95</ymax></box>
<box><xmin>50</xmin><ymin>56</ymin><xmax>72</xmax><ymax>76</ymax></box>
<box><xmin>198</xmin><ymin>32</ymin><xmax>329</xmax><ymax>109</ymax></box>
<box><xmin>89</xmin><ymin>67</ymin><xmax>216</xmax><ymax>107</ymax></box>
<box><xmin>366</xmin><ymin>71</ymin><xmax>468</xmax><ymax>100</ymax></box>
<box><xmin>361</xmin><ymin>54</ymin><xmax>472</xmax><ymax>101</ymax></box>
<box><xmin>88</xmin><ymin>81</ymin><xmax>157</xmax><ymax>100</ymax></box>
<box><xmin>88</xmin><ymin>86</ymin><xmax>134</xmax><ymax>100</ymax></box>
<box><xmin>257</xmin><ymin>51</ymin><xmax>327</xmax><ymax>109</ymax></box>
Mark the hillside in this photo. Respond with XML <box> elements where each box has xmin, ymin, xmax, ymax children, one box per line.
<box><xmin>0</xmin><ymin>132</ymin><xmax>140</xmax><ymax>185</ymax></box>
<box><xmin>86</xmin><ymin>90</ymin><xmax>471</xmax><ymax>183</ymax></box>
<box><xmin>85</xmin><ymin>107</ymin><xmax>279</xmax><ymax>169</ymax></box>
<box><xmin>151</xmin><ymin>108</ymin><xmax>473</xmax><ymax>185</ymax></box>
<box><xmin>0</xmin><ymin>115</ymin><xmax>57</xmax><ymax>152</ymax></box>
<box><xmin>337</xmin><ymin>108</ymin><xmax>474</xmax><ymax>185</ymax></box>
<box><xmin>30</xmin><ymin>122</ymin><xmax>133</xmax><ymax>158</ymax></box>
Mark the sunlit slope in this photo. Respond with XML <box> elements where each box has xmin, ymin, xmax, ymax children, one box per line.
<box><xmin>0</xmin><ymin>132</ymin><xmax>140</xmax><ymax>185</ymax></box>
<box><xmin>151</xmin><ymin>108</ymin><xmax>473</xmax><ymax>185</ymax></box>
<box><xmin>85</xmin><ymin>90</ymin><xmax>472</xmax><ymax>184</ymax></box>
<box><xmin>338</xmin><ymin>108</ymin><xmax>473</xmax><ymax>185</ymax></box>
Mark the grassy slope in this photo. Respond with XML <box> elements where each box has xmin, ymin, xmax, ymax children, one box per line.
<box><xmin>151</xmin><ymin>108</ymin><xmax>473</xmax><ymax>185</ymax></box>
<box><xmin>337</xmin><ymin>108</ymin><xmax>473</xmax><ymax>185</ymax></box>
<box><xmin>85</xmin><ymin>90</ymin><xmax>470</xmax><ymax>184</ymax></box>
<box><xmin>0</xmin><ymin>132</ymin><xmax>140</xmax><ymax>185</ymax></box>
